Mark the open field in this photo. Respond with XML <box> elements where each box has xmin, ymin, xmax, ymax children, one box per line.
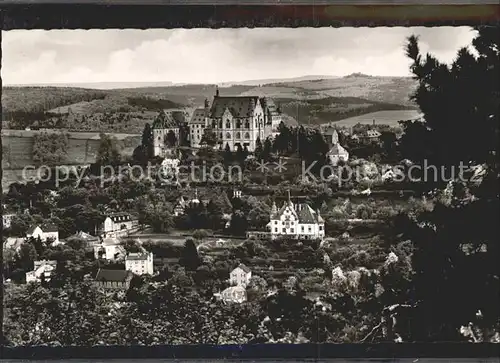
<box><xmin>1</xmin><ymin>131</ymin><xmax>141</xmax><ymax>191</ymax></box>
<box><xmin>328</xmin><ymin>109</ymin><xmax>423</xmax><ymax>127</ymax></box>
<box><xmin>1</xmin><ymin>129</ymin><xmax>140</xmax><ymax>140</ymax></box>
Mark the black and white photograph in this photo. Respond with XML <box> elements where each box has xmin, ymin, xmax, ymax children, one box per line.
<box><xmin>1</xmin><ymin>25</ymin><xmax>498</xmax><ymax>347</ymax></box>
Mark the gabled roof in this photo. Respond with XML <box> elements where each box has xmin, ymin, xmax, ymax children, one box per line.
<box><xmin>271</xmin><ymin>202</ymin><xmax>324</xmax><ymax>224</ymax></box>
<box><xmin>95</xmin><ymin>269</ymin><xmax>132</xmax><ymax>282</ymax></box>
<box><xmin>222</xmin><ymin>285</ymin><xmax>247</xmax><ymax>295</ymax></box>
<box><xmin>190</xmin><ymin>108</ymin><xmax>208</xmax><ymax>124</ymax></box>
<box><xmin>209</xmin><ymin>96</ymin><xmax>260</xmax><ymax>118</ymax></box>
<box><xmin>328</xmin><ymin>143</ymin><xmax>348</xmax><ymax>155</ymax></box>
<box><xmin>233</xmin><ymin>263</ymin><xmax>251</xmax><ymax>274</ymax></box>
<box><xmin>152</xmin><ymin>110</ymin><xmax>179</xmax><ymax>129</ymax></box>
<box><xmin>270</xmin><ymin>201</ymin><xmax>297</xmax><ymax>220</ymax></box>
<box><xmin>26</xmin><ymin>225</ymin><xmax>39</xmax><ymax>234</ymax></box>
<box><xmin>27</xmin><ymin>224</ymin><xmax>58</xmax><ymax>234</ymax></box>
<box><xmin>126</xmin><ymin>252</ymin><xmax>151</xmax><ymax>261</ymax></box>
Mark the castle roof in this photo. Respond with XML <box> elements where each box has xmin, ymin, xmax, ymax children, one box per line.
<box><xmin>260</xmin><ymin>97</ymin><xmax>280</xmax><ymax>116</ymax></box>
<box><xmin>152</xmin><ymin>110</ymin><xmax>179</xmax><ymax>129</ymax></box>
<box><xmin>209</xmin><ymin>96</ymin><xmax>260</xmax><ymax>118</ymax></box>
<box><xmin>190</xmin><ymin>108</ymin><xmax>208</xmax><ymax>124</ymax></box>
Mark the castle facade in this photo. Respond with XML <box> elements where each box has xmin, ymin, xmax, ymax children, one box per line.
<box><xmin>189</xmin><ymin>87</ymin><xmax>283</xmax><ymax>151</ymax></box>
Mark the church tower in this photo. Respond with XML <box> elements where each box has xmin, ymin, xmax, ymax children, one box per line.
<box><xmin>271</xmin><ymin>200</ymin><xmax>277</xmax><ymax>216</ymax></box>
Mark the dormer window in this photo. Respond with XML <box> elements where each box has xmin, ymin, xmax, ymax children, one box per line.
<box><xmin>226</xmin><ymin>121</ymin><xmax>231</xmax><ymax>128</ymax></box>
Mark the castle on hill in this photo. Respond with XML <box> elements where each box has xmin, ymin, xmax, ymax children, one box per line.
<box><xmin>189</xmin><ymin>87</ymin><xmax>283</xmax><ymax>151</ymax></box>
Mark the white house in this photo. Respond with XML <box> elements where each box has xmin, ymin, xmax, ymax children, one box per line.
<box><xmin>2</xmin><ymin>213</ymin><xmax>16</xmax><ymax>229</ymax></box>
<box><xmin>94</xmin><ymin>237</ymin><xmax>126</xmax><ymax>261</ymax></box>
<box><xmin>159</xmin><ymin>155</ymin><xmax>181</xmax><ymax>184</ymax></box>
<box><xmin>230</xmin><ymin>263</ymin><xmax>252</xmax><ymax>287</ymax></box>
<box><xmin>125</xmin><ymin>251</ymin><xmax>154</xmax><ymax>276</ymax></box>
<box><xmin>26</xmin><ymin>260</ymin><xmax>57</xmax><ymax>283</ymax></box>
<box><xmin>26</xmin><ymin>224</ymin><xmax>60</xmax><ymax>245</ymax></box>
<box><xmin>100</xmin><ymin>212</ymin><xmax>139</xmax><ymax>238</ymax></box>
<box><xmin>267</xmin><ymin>195</ymin><xmax>325</xmax><ymax>241</ymax></box>
<box><xmin>327</xmin><ymin>143</ymin><xmax>349</xmax><ymax>166</ymax></box>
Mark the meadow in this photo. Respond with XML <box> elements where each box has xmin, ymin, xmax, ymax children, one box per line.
<box><xmin>1</xmin><ymin>130</ymin><xmax>141</xmax><ymax>191</ymax></box>
<box><xmin>326</xmin><ymin>109</ymin><xmax>423</xmax><ymax>127</ymax></box>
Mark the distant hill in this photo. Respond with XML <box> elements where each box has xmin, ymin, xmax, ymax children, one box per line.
<box><xmin>2</xmin><ymin>74</ymin><xmax>418</xmax><ymax>132</ymax></box>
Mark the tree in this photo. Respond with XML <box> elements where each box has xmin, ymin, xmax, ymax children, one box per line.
<box><xmin>193</xmin><ymin>229</ymin><xmax>210</xmax><ymax>242</ymax></box>
<box><xmin>229</xmin><ymin>210</ymin><xmax>248</xmax><ymax>236</ymax></box>
<box><xmin>140</xmin><ymin>202</ymin><xmax>174</xmax><ymax>233</ymax></box>
<box><xmin>223</xmin><ymin>143</ymin><xmax>232</xmax><ymax>164</ymax></box>
<box><xmin>141</xmin><ymin>123</ymin><xmax>154</xmax><ymax>160</ymax></box>
<box><xmin>32</xmin><ymin>132</ymin><xmax>69</xmax><ymax>166</ymax></box>
<box><xmin>380</xmin><ymin>131</ymin><xmax>398</xmax><ymax>161</ymax></box>
<box><xmin>206</xmin><ymin>198</ymin><xmax>226</xmax><ymax>231</ymax></box>
<box><xmin>9</xmin><ymin>214</ymin><xmax>33</xmax><ymax>236</ymax></box>
<box><xmin>200</xmin><ymin>126</ymin><xmax>218</xmax><ymax>147</ymax></box>
<box><xmin>387</xmin><ymin>26</ymin><xmax>500</xmax><ymax>342</ymax></box>
<box><xmin>165</xmin><ymin>130</ymin><xmax>178</xmax><ymax>148</ymax></box>
<box><xmin>254</xmin><ymin>137</ymin><xmax>263</xmax><ymax>159</ymax></box>
<box><xmin>262</xmin><ymin>138</ymin><xmax>273</xmax><ymax>161</ymax></box>
<box><xmin>235</xmin><ymin>144</ymin><xmax>246</xmax><ymax>164</ymax></box>
<box><xmin>179</xmin><ymin>238</ymin><xmax>201</xmax><ymax>271</ymax></box>
<box><xmin>96</xmin><ymin>133</ymin><xmax>121</xmax><ymax>166</ymax></box>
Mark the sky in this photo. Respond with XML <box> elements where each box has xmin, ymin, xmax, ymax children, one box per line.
<box><xmin>2</xmin><ymin>27</ymin><xmax>478</xmax><ymax>86</ymax></box>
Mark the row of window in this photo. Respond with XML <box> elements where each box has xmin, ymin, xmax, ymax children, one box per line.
<box><xmin>212</xmin><ymin>118</ymin><xmax>263</xmax><ymax>129</ymax></box>
<box><xmin>273</xmin><ymin>225</ymin><xmax>324</xmax><ymax>233</ymax></box>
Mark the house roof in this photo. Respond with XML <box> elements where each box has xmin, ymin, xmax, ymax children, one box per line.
<box><xmin>107</xmin><ymin>212</ymin><xmax>137</xmax><ymax>223</ymax></box>
<box><xmin>102</xmin><ymin>237</ymin><xmax>120</xmax><ymax>246</ymax></box>
<box><xmin>260</xmin><ymin>97</ymin><xmax>280</xmax><ymax>116</ymax></box>
<box><xmin>209</xmin><ymin>96</ymin><xmax>260</xmax><ymax>119</ymax></box>
<box><xmin>190</xmin><ymin>108</ymin><xmax>208</xmax><ymax>124</ymax></box>
<box><xmin>271</xmin><ymin>202</ymin><xmax>324</xmax><ymax>224</ymax></box>
<box><xmin>152</xmin><ymin>110</ymin><xmax>179</xmax><ymax>129</ymax></box>
<box><xmin>95</xmin><ymin>269</ymin><xmax>132</xmax><ymax>282</ymax></box>
<box><xmin>323</xmin><ymin>127</ymin><xmax>339</xmax><ymax>136</ymax></box>
<box><xmin>234</xmin><ymin>263</ymin><xmax>251</xmax><ymax>274</ymax></box>
<box><xmin>126</xmin><ymin>252</ymin><xmax>151</xmax><ymax>261</ymax></box>
<box><xmin>27</xmin><ymin>224</ymin><xmax>58</xmax><ymax>234</ymax></box>
<box><xmin>73</xmin><ymin>231</ymin><xmax>99</xmax><ymax>241</ymax></box>
<box><xmin>26</xmin><ymin>225</ymin><xmax>38</xmax><ymax>234</ymax></box>
<box><xmin>366</xmin><ymin>130</ymin><xmax>381</xmax><ymax>138</ymax></box>
<box><xmin>328</xmin><ymin>143</ymin><xmax>348</xmax><ymax>155</ymax></box>
<box><xmin>222</xmin><ymin>285</ymin><xmax>247</xmax><ymax>295</ymax></box>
